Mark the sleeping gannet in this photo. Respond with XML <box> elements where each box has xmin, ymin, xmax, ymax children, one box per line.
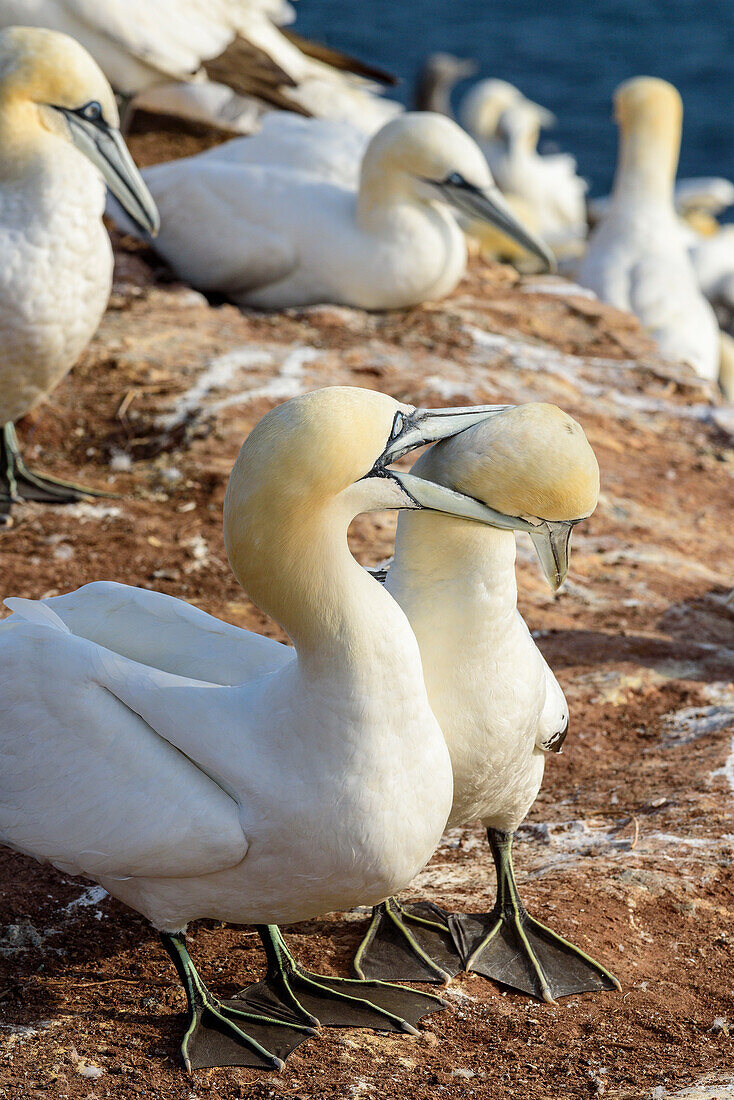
<box><xmin>128</xmin><ymin>112</ymin><xmax>554</xmax><ymax>310</ymax></box>
<box><xmin>0</xmin><ymin>387</ymin><xmax>519</xmax><ymax>1071</ymax></box>
<box><xmin>0</xmin><ymin>26</ymin><xmax>158</xmax><ymax>519</ymax></box>
<box><xmin>0</xmin><ymin>0</ymin><xmax>399</xmax><ymax>135</ymax></box>
<box><xmin>352</xmin><ymin>404</ymin><xmax>620</xmax><ymax>1003</ymax></box>
<box><xmin>578</xmin><ymin>77</ymin><xmax>720</xmax><ymax>385</ymax></box>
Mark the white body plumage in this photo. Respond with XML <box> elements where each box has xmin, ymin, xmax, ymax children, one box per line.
<box><xmin>0</xmin><ymin>129</ymin><xmax>111</xmax><ymax>425</ymax></box>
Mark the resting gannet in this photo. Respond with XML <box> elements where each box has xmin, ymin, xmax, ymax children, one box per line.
<box><xmin>129</xmin><ymin>111</ymin><xmax>554</xmax><ymax>310</ymax></box>
<box><xmin>0</xmin><ymin>26</ymin><xmax>158</xmax><ymax>519</ymax></box>
<box><xmin>578</xmin><ymin>77</ymin><xmax>720</xmax><ymax>385</ymax></box>
<box><xmin>0</xmin><ymin>387</ymin><xmax>519</xmax><ymax>1071</ymax></box>
<box><xmin>352</xmin><ymin>404</ymin><xmax>620</xmax><ymax>1003</ymax></box>
<box><xmin>0</xmin><ymin>0</ymin><xmax>399</xmax><ymax>135</ymax></box>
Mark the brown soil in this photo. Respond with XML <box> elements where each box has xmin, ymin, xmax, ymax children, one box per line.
<box><xmin>0</xmin><ymin>119</ymin><xmax>733</xmax><ymax>1100</ymax></box>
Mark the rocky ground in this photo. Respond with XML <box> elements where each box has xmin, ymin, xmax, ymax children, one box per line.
<box><xmin>0</xmin><ymin>119</ymin><xmax>733</xmax><ymax>1100</ymax></box>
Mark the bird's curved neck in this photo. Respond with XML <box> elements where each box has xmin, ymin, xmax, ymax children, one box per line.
<box><xmin>229</xmin><ymin>492</ymin><xmax>423</xmax><ymax>685</ymax></box>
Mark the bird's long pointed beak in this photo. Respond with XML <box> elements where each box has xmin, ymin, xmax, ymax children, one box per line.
<box><xmin>392</xmin><ymin>469</ymin><xmax>576</xmax><ymax>591</ymax></box>
<box><xmin>440</xmin><ymin>178</ymin><xmax>556</xmax><ymax>272</ymax></box>
<box><xmin>528</xmin><ymin>522</ymin><xmax>573</xmax><ymax>591</ymax></box>
<box><xmin>61</xmin><ymin>112</ymin><xmax>160</xmax><ymax>237</ymax></box>
<box><xmin>378</xmin><ymin>404</ymin><xmax>511</xmax><ymax>467</ymax></box>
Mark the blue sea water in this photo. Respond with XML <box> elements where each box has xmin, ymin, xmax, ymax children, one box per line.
<box><xmin>294</xmin><ymin>0</ymin><xmax>734</xmax><ymax>197</ymax></box>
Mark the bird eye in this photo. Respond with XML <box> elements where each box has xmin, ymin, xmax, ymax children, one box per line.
<box><xmin>446</xmin><ymin>172</ymin><xmax>465</xmax><ymax>187</ymax></box>
<box><xmin>390</xmin><ymin>412</ymin><xmax>404</xmax><ymax>439</ymax></box>
<box><xmin>79</xmin><ymin>101</ymin><xmax>103</xmax><ymax>123</ymax></box>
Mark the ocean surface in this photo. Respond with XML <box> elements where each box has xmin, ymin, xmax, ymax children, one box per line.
<box><xmin>294</xmin><ymin>0</ymin><xmax>734</xmax><ymax>198</ymax></box>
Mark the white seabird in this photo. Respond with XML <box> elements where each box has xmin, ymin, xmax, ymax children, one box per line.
<box><xmin>490</xmin><ymin>100</ymin><xmax>588</xmax><ymax>253</ymax></box>
<box><xmin>459</xmin><ymin>77</ymin><xmax>556</xmax><ymax>180</ymax></box>
<box><xmin>352</xmin><ymin>403</ymin><xmax>621</xmax><ymax>1002</ymax></box>
<box><xmin>0</xmin><ymin>386</ymin><xmax>516</xmax><ymax>1071</ymax></box>
<box><xmin>0</xmin><ymin>26</ymin><xmax>158</xmax><ymax>519</ymax></box>
<box><xmin>578</xmin><ymin>77</ymin><xmax>720</xmax><ymax>385</ymax></box>
<box><xmin>126</xmin><ymin>111</ymin><xmax>554</xmax><ymax>310</ymax></box>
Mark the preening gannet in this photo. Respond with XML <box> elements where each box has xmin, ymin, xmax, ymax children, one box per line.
<box><xmin>459</xmin><ymin>78</ymin><xmax>556</xmax><ymax>179</ymax></box>
<box><xmin>130</xmin><ymin>111</ymin><xmax>554</xmax><ymax>310</ymax></box>
<box><xmin>0</xmin><ymin>0</ymin><xmax>399</xmax><ymax>135</ymax></box>
<box><xmin>578</xmin><ymin>77</ymin><xmax>720</xmax><ymax>385</ymax></box>
<box><xmin>0</xmin><ymin>26</ymin><xmax>158</xmax><ymax>519</ymax></box>
<box><xmin>490</xmin><ymin>101</ymin><xmax>588</xmax><ymax>253</ymax></box>
<box><xmin>0</xmin><ymin>387</ymin><xmax>517</xmax><ymax>1071</ymax></box>
<box><xmin>352</xmin><ymin>404</ymin><xmax>620</xmax><ymax>1003</ymax></box>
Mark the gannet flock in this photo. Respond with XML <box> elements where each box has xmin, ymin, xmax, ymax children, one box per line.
<box><xmin>0</xmin><ymin>4</ymin><xmax>730</xmax><ymax>1081</ymax></box>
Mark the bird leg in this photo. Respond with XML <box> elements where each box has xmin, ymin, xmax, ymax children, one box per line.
<box><xmin>449</xmin><ymin>828</ymin><xmax>622</xmax><ymax>1002</ymax></box>
<box><xmin>160</xmin><ymin>931</ymin><xmax>316</xmax><ymax>1072</ymax></box>
<box><xmin>352</xmin><ymin>897</ymin><xmax>463</xmax><ymax>983</ymax></box>
<box><xmin>0</xmin><ymin>422</ymin><xmax>111</xmax><ymax>510</ymax></box>
<box><xmin>233</xmin><ymin>924</ymin><xmax>448</xmax><ymax>1032</ymax></box>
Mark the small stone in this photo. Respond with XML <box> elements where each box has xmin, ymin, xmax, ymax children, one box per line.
<box><xmin>451</xmin><ymin>1068</ymin><xmax>475</xmax><ymax>1079</ymax></box>
<box><xmin>710</xmin><ymin>1016</ymin><xmax>729</xmax><ymax>1035</ymax></box>
<box><xmin>421</xmin><ymin>1031</ymin><xmax>439</xmax><ymax>1047</ymax></box>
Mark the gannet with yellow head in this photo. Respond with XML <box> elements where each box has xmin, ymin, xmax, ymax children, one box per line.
<box><xmin>0</xmin><ymin>386</ymin><xmax>520</xmax><ymax>1071</ymax></box>
<box><xmin>353</xmin><ymin>403</ymin><xmax>621</xmax><ymax>1003</ymax></box>
<box><xmin>126</xmin><ymin>111</ymin><xmax>554</xmax><ymax>309</ymax></box>
<box><xmin>0</xmin><ymin>26</ymin><xmax>158</xmax><ymax>518</ymax></box>
<box><xmin>578</xmin><ymin>77</ymin><xmax>720</xmax><ymax>384</ymax></box>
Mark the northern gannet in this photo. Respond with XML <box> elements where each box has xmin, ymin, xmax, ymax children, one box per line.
<box><xmin>459</xmin><ymin>78</ymin><xmax>556</xmax><ymax>180</ymax></box>
<box><xmin>490</xmin><ymin>101</ymin><xmax>588</xmax><ymax>254</ymax></box>
<box><xmin>414</xmin><ymin>53</ymin><xmax>477</xmax><ymax>116</ymax></box>
<box><xmin>0</xmin><ymin>26</ymin><xmax>158</xmax><ymax>520</ymax></box>
<box><xmin>352</xmin><ymin>403</ymin><xmax>620</xmax><ymax>1002</ymax></box>
<box><xmin>0</xmin><ymin>0</ymin><xmax>399</xmax><ymax>135</ymax></box>
<box><xmin>577</xmin><ymin>77</ymin><xmax>720</xmax><ymax>385</ymax></box>
<box><xmin>0</xmin><ymin>387</ymin><xmax>518</xmax><ymax>1071</ymax></box>
<box><xmin>129</xmin><ymin>112</ymin><xmax>554</xmax><ymax>310</ymax></box>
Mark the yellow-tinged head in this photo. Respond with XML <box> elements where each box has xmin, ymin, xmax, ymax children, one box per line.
<box><xmin>413</xmin><ymin>403</ymin><xmax>599</xmax><ymax>521</ymax></box>
<box><xmin>358</xmin><ymin>112</ymin><xmax>555</xmax><ymax>271</ymax></box>
<box><xmin>0</xmin><ymin>26</ymin><xmax>158</xmax><ymax>235</ymax></box>
<box><xmin>613</xmin><ymin>76</ymin><xmax>682</xmax><ymax>192</ymax></box>
<box><xmin>223</xmin><ymin>386</ymin><xmax>514</xmax><ymax>617</ymax></box>
<box><xmin>0</xmin><ymin>25</ymin><xmax>118</xmax><ymax>127</ymax></box>
<box><xmin>459</xmin><ymin>79</ymin><xmax>556</xmax><ymax>141</ymax></box>
<box><xmin>408</xmin><ymin>403</ymin><xmax>599</xmax><ymax>590</ymax></box>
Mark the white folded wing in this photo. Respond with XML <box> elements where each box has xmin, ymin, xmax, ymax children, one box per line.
<box><xmin>0</xmin><ymin>613</ymin><xmax>251</xmax><ymax>881</ymax></box>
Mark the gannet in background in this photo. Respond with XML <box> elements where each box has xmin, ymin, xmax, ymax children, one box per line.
<box><xmin>578</xmin><ymin>77</ymin><xmax>720</xmax><ymax>386</ymax></box>
<box><xmin>353</xmin><ymin>404</ymin><xmax>620</xmax><ymax>1002</ymax></box>
<box><xmin>0</xmin><ymin>26</ymin><xmax>158</xmax><ymax>521</ymax></box>
<box><xmin>0</xmin><ymin>387</ymin><xmax>516</xmax><ymax>1071</ymax></box>
<box><xmin>0</xmin><ymin>0</ymin><xmax>399</xmax><ymax>135</ymax></box>
<box><xmin>459</xmin><ymin>78</ymin><xmax>556</xmax><ymax>179</ymax></box>
<box><xmin>126</xmin><ymin>112</ymin><xmax>554</xmax><ymax>310</ymax></box>
<box><xmin>490</xmin><ymin>101</ymin><xmax>588</xmax><ymax>254</ymax></box>
<box><xmin>413</xmin><ymin>52</ymin><xmax>477</xmax><ymax>116</ymax></box>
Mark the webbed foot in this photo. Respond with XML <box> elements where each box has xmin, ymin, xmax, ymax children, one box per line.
<box><xmin>353</xmin><ymin>898</ymin><xmax>462</xmax><ymax>983</ymax></box>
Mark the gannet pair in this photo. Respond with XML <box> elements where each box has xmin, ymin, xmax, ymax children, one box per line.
<box><xmin>0</xmin><ymin>0</ymin><xmax>399</xmax><ymax>135</ymax></box>
<box><xmin>353</xmin><ymin>404</ymin><xmax>620</xmax><ymax>1001</ymax></box>
<box><xmin>578</xmin><ymin>78</ymin><xmax>721</xmax><ymax>386</ymax></box>
<box><xmin>0</xmin><ymin>27</ymin><xmax>157</xmax><ymax>518</ymax></box>
<box><xmin>126</xmin><ymin>111</ymin><xmax>554</xmax><ymax>310</ymax></box>
<box><xmin>0</xmin><ymin>387</ymin><xmax>526</xmax><ymax>1071</ymax></box>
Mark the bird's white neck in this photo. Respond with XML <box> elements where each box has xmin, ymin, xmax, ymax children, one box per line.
<box><xmin>387</xmin><ymin>511</ymin><xmax>519</xmax><ymax>636</ymax></box>
<box><xmin>611</xmin><ymin>120</ymin><xmax>679</xmax><ymax>208</ymax></box>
